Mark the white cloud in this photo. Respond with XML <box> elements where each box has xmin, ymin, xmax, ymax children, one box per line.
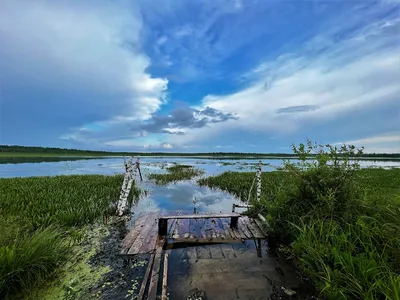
<box><xmin>169</xmin><ymin>3</ymin><xmax>400</xmax><ymax>147</ymax></box>
<box><xmin>345</xmin><ymin>134</ymin><xmax>400</xmax><ymax>145</ymax></box>
<box><xmin>0</xmin><ymin>0</ymin><xmax>168</xmax><ymax>132</ymax></box>
<box><xmin>160</xmin><ymin>143</ymin><xmax>173</xmax><ymax>149</ymax></box>
<box><xmin>338</xmin><ymin>132</ymin><xmax>400</xmax><ymax>153</ymax></box>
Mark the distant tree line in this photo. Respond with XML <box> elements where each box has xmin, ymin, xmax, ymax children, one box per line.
<box><xmin>0</xmin><ymin>145</ymin><xmax>399</xmax><ymax>158</ymax></box>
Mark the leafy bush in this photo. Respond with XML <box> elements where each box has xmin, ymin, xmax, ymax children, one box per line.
<box><xmin>200</xmin><ymin>141</ymin><xmax>400</xmax><ymax>299</ymax></box>
<box><xmin>253</xmin><ymin>141</ymin><xmax>400</xmax><ymax>299</ymax></box>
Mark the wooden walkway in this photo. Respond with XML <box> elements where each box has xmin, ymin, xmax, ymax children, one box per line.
<box><xmin>120</xmin><ymin>212</ymin><xmax>268</xmax><ymax>255</ymax></box>
<box><xmin>119</xmin><ymin>212</ymin><xmax>269</xmax><ymax>299</ymax></box>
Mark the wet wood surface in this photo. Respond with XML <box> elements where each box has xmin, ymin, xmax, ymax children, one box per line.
<box><xmin>166</xmin><ymin>242</ymin><xmax>298</xmax><ymax>300</ymax></box>
<box><xmin>120</xmin><ymin>212</ymin><xmax>267</xmax><ymax>255</ymax></box>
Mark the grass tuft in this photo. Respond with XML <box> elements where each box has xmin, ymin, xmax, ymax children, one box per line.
<box><xmin>148</xmin><ymin>164</ymin><xmax>204</xmax><ymax>184</ymax></box>
<box><xmin>0</xmin><ymin>174</ymin><xmax>140</xmax><ymax>298</ymax></box>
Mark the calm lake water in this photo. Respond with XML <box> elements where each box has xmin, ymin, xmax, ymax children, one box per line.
<box><xmin>2</xmin><ymin>156</ymin><xmax>399</xmax><ymax>217</ymax></box>
<box><xmin>1</xmin><ymin>156</ymin><xmax>399</xmax><ymax>178</ymax></box>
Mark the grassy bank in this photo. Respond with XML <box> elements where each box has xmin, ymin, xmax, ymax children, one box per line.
<box><xmin>199</xmin><ymin>143</ymin><xmax>400</xmax><ymax>300</ymax></box>
<box><xmin>2</xmin><ymin>145</ymin><xmax>400</xmax><ymax>159</ymax></box>
<box><xmin>0</xmin><ymin>175</ymin><xmax>139</xmax><ymax>299</ymax></box>
<box><xmin>148</xmin><ymin>164</ymin><xmax>205</xmax><ymax>184</ymax></box>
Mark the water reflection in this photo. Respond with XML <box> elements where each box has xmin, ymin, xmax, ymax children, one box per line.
<box><xmin>132</xmin><ymin>181</ymin><xmax>241</xmax><ymax>220</ymax></box>
<box><xmin>1</xmin><ymin>156</ymin><xmax>399</xmax><ymax>178</ymax></box>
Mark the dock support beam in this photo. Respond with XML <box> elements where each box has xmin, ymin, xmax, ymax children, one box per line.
<box><xmin>158</xmin><ymin>219</ymin><xmax>168</xmax><ymax>236</ymax></box>
<box><xmin>230</xmin><ymin>216</ymin><xmax>238</xmax><ymax>228</ymax></box>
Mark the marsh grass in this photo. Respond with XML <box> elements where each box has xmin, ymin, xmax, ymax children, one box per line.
<box><xmin>199</xmin><ymin>141</ymin><xmax>400</xmax><ymax>300</ymax></box>
<box><xmin>148</xmin><ymin>164</ymin><xmax>204</xmax><ymax>184</ymax></box>
<box><xmin>0</xmin><ymin>174</ymin><xmax>140</xmax><ymax>298</ymax></box>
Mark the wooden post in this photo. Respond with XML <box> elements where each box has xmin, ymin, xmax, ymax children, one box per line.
<box><xmin>158</xmin><ymin>219</ymin><xmax>168</xmax><ymax>236</ymax></box>
<box><xmin>116</xmin><ymin>157</ymin><xmax>135</xmax><ymax>216</ymax></box>
<box><xmin>247</xmin><ymin>176</ymin><xmax>256</xmax><ymax>202</ymax></box>
<box><xmin>256</xmin><ymin>160</ymin><xmax>262</xmax><ymax>202</ymax></box>
<box><xmin>230</xmin><ymin>216</ymin><xmax>238</xmax><ymax>228</ymax></box>
<box><xmin>136</xmin><ymin>157</ymin><xmax>143</xmax><ymax>181</ymax></box>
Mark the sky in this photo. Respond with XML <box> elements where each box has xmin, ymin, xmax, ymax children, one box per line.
<box><xmin>0</xmin><ymin>0</ymin><xmax>399</xmax><ymax>153</ymax></box>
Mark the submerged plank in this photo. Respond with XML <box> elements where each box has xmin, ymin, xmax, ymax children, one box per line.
<box><xmin>147</xmin><ymin>237</ymin><xmax>166</xmax><ymax>300</ymax></box>
<box><xmin>159</xmin><ymin>213</ymin><xmax>241</xmax><ymax>220</ymax></box>
<box><xmin>171</xmin><ymin>237</ymin><xmax>241</xmax><ymax>244</ymax></box>
<box><xmin>161</xmin><ymin>250</ymin><xmax>170</xmax><ymax>300</ymax></box>
<box><xmin>137</xmin><ymin>253</ymin><xmax>155</xmax><ymax>299</ymax></box>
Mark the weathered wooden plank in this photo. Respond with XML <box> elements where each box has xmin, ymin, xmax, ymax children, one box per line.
<box><xmin>137</xmin><ymin>253</ymin><xmax>155</xmax><ymax>299</ymax></box>
<box><xmin>147</xmin><ymin>237</ymin><xmax>166</xmax><ymax>300</ymax></box>
<box><xmin>231</xmin><ymin>225</ymin><xmax>244</xmax><ymax>239</ymax></box>
<box><xmin>210</xmin><ymin>218</ymin><xmax>222</xmax><ymax>238</ymax></box>
<box><xmin>196</xmin><ymin>246</ymin><xmax>211</xmax><ymax>259</ymax></box>
<box><xmin>219</xmin><ymin>218</ymin><xmax>235</xmax><ymax>239</ymax></box>
<box><xmin>128</xmin><ymin>214</ymin><xmax>158</xmax><ymax>255</ymax></box>
<box><xmin>120</xmin><ymin>213</ymin><xmax>150</xmax><ymax>255</ymax></box>
<box><xmin>209</xmin><ymin>245</ymin><xmax>225</xmax><ymax>259</ymax></box>
<box><xmin>171</xmin><ymin>218</ymin><xmax>180</xmax><ymax>238</ymax></box>
<box><xmin>159</xmin><ymin>213</ymin><xmax>241</xmax><ymax>220</ymax></box>
<box><xmin>244</xmin><ymin>217</ymin><xmax>266</xmax><ymax>239</ymax></box>
<box><xmin>171</xmin><ymin>237</ymin><xmax>241</xmax><ymax>244</ymax></box>
<box><xmin>179</xmin><ymin>259</ymin><xmax>276</xmax><ymax>275</ymax></box>
<box><xmin>187</xmin><ymin>217</ymin><xmax>197</xmax><ymax>238</ymax></box>
<box><xmin>161</xmin><ymin>250</ymin><xmax>170</xmax><ymax>300</ymax></box>
<box><xmin>177</xmin><ymin>219</ymin><xmax>190</xmax><ymax>238</ymax></box>
<box><xmin>220</xmin><ymin>244</ymin><xmax>236</xmax><ymax>259</ymax></box>
<box><xmin>253</xmin><ymin>218</ymin><xmax>269</xmax><ymax>236</ymax></box>
<box><xmin>140</xmin><ymin>222</ymin><xmax>159</xmax><ymax>254</ymax></box>
<box><xmin>216</xmin><ymin>219</ymin><xmax>226</xmax><ymax>239</ymax></box>
<box><xmin>167</xmin><ymin>218</ymin><xmax>177</xmax><ymax>237</ymax></box>
<box><xmin>196</xmin><ymin>218</ymin><xmax>205</xmax><ymax>238</ymax></box>
<box><xmin>220</xmin><ymin>218</ymin><xmax>238</xmax><ymax>239</ymax></box>
<box><xmin>238</xmin><ymin>218</ymin><xmax>253</xmax><ymax>239</ymax></box>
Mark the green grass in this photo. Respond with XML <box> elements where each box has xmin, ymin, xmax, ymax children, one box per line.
<box><xmin>2</xmin><ymin>144</ymin><xmax>399</xmax><ymax>158</ymax></box>
<box><xmin>148</xmin><ymin>164</ymin><xmax>205</xmax><ymax>184</ymax></box>
<box><xmin>199</xmin><ymin>142</ymin><xmax>400</xmax><ymax>300</ymax></box>
<box><xmin>0</xmin><ymin>156</ymin><xmax>105</xmax><ymax>164</ymax></box>
<box><xmin>0</xmin><ymin>174</ymin><xmax>140</xmax><ymax>298</ymax></box>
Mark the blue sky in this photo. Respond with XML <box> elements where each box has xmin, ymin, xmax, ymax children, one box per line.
<box><xmin>0</xmin><ymin>0</ymin><xmax>399</xmax><ymax>153</ymax></box>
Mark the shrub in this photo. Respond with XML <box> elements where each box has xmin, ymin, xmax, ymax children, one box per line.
<box><xmin>249</xmin><ymin>141</ymin><xmax>400</xmax><ymax>299</ymax></box>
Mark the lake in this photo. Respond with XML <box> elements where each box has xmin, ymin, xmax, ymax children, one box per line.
<box><xmin>1</xmin><ymin>156</ymin><xmax>399</xmax><ymax>178</ymax></box>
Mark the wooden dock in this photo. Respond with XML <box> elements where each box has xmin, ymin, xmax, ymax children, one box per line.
<box><xmin>120</xmin><ymin>212</ymin><xmax>269</xmax><ymax>299</ymax></box>
<box><xmin>120</xmin><ymin>211</ymin><xmax>268</xmax><ymax>255</ymax></box>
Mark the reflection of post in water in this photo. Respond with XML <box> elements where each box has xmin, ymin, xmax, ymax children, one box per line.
<box><xmin>255</xmin><ymin>239</ymin><xmax>262</xmax><ymax>258</ymax></box>
<box><xmin>193</xmin><ymin>196</ymin><xmax>198</xmax><ymax>214</ymax></box>
<box><xmin>136</xmin><ymin>157</ymin><xmax>143</xmax><ymax>181</ymax></box>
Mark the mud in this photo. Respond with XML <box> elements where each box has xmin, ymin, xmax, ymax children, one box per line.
<box><xmin>87</xmin><ymin>218</ymin><xmax>149</xmax><ymax>300</ymax></box>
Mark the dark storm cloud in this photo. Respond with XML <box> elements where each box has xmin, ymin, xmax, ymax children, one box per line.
<box><xmin>140</xmin><ymin>106</ymin><xmax>238</xmax><ymax>134</ymax></box>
